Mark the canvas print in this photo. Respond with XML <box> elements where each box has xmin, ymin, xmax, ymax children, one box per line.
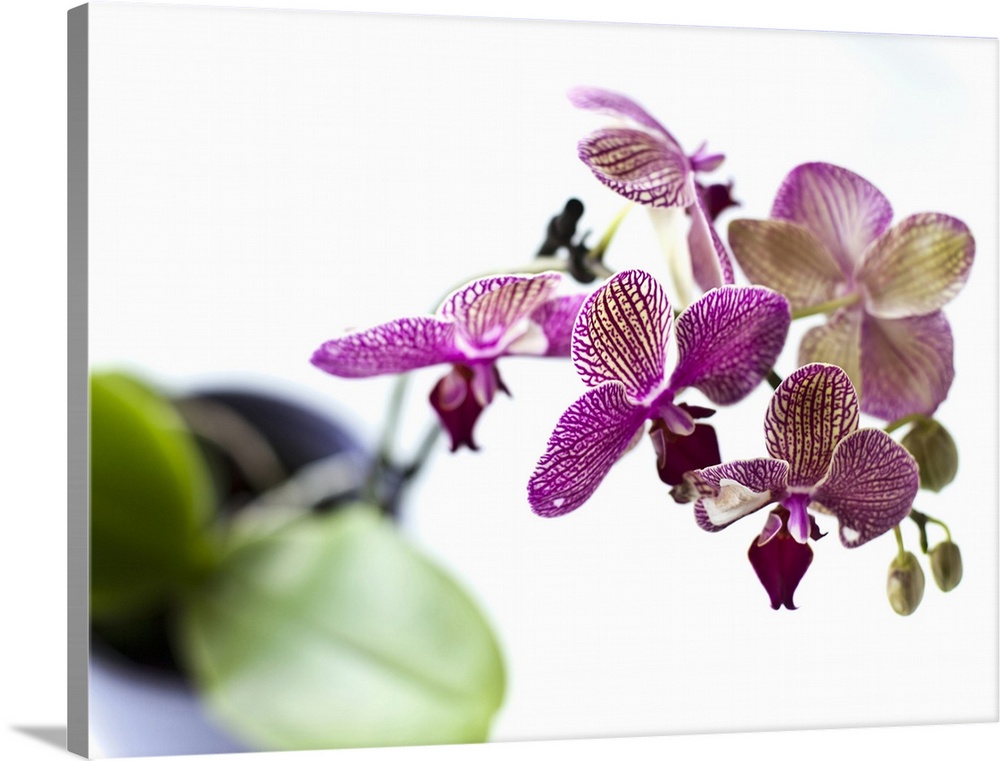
<box><xmin>69</xmin><ymin>2</ymin><xmax>999</xmax><ymax>757</ymax></box>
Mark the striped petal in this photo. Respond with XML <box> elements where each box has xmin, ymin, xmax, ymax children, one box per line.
<box><xmin>764</xmin><ymin>364</ymin><xmax>859</xmax><ymax>488</ymax></box>
<box><xmin>577</xmin><ymin>128</ymin><xmax>695</xmax><ymax>208</ymax></box>
<box><xmin>311</xmin><ymin>317</ymin><xmax>459</xmax><ymax>377</ymax></box>
<box><xmin>728</xmin><ymin>219</ymin><xmax>846</xmax><ymax>310</ymax></box>
<box><xmin>567</xmin><ymin>86</ymin><xmax>682</xmax><ymax>150</ymax></box>
<box><xmin>669</xmin><ymin>286</ymin><xmax>791</xmax><ymax>405</ymax></box>
<box><xmin>440</xmin><ymin>273</ymin><xmax>561</xmax><ymax>353</ymax></box>
<box><xmin>859</xmin><ymin>311</ymin><xmax>954</xmax><ymax>420</ymax></box>
<box><xmin>572</xmin><ymin>269</ymin><xmax>672</xmax><ymax>401</ymax></box>
<box><xmin>689</xmin><ymin>458</ymin><xmax>789</xmax><ymax>531</ymax></box>
<box><xmin>528</xmin><ymin>293</ymin><xmax>588</xmax><ymax>357</ymax></box>
<box><xmin>687</xmin><ymin>181</ymin><xmax>735</xmax><ymax>290</ymax></box>
<box><xmin>528</xmin><ymin>383</ymin><xmax>649</xmax><ymax>517</ymax></box>
<box><xmin>771</xmin><ymin>163</ymin><xmax>893</xmax><ymax>275</ymax></box>
<box><xmin>797</xmin><ymin>307</ymin><xmax>863</xmax><ymax>395</ymax></box>
<box><xmin>812</xmin><ymin>428</ymin><xmax>919</xmax><ymax>548</ymax></box>
<box><xmin>857</xmin><ymin>213</ymin><xmax>975</xmax><ymax>319</ymax></box>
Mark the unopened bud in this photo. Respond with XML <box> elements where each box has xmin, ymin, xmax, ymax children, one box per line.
<box><xmin>901</xmin><ymin>418</ymin><xmax>958</xmax><ymax>493</ymax></box>
<box><xmin>887</xmin><ymin>551</ymin><xmax>925</xmax><ymax>616</ymax></box>
<box><xmin>928</xmin><ymin>541</ymin><xmax>963</xmax><ymax>592</ymax></box>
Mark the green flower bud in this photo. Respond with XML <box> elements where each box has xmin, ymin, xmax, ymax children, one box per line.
<box><xmin>928</xmin><ymin>541</ymin><xmax>963</xmax><ymax>592</ymax></box>
<box><xmin>901</xmin><ymin>418</ymin><xmax>958</xmax><ymax>493</ymax></box>
<box><xmin>887</xmin><ymin>551</ymin><xmax>925</xmax><ymax>616</ymax></box>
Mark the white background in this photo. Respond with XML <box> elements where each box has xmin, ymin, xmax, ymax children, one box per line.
<box><xmin>2</xmin><ymin>2</ymin><xmax>998</xmax><ymax>761</ymax></box>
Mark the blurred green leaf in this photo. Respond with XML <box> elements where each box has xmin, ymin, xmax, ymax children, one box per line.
<box><xmin>178</xmin><ymin>505</ymin><xmax>506</xmax><ymax>750</ymax></box>
<box><xmin>90</xmin><ymin>372</ymin><xmax>217</xmax><ymax>622</ymax></box>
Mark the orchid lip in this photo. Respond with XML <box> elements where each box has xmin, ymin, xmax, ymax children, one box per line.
<box><xmin>453</xmin><ymin>318</ymin><xmax>539</xmax><ymax>360</ymax></box>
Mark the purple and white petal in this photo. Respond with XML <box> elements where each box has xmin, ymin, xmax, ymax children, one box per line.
<box><xmin>527</xmin><ymin>293</ymin><xmax>588</xmax><ymax>357</ymax></box>
<box><xmin>764</xmin><ymin>363</ymin><xmax>859</xmax><ymax>487</ymax></box>
<box><xmin>771</xmin><ymin>163</ymin><xmax>893</xmax><ymax>275</ymax></box>
<box><xmin>797</xmin><ymin>307</ymin><xmax>863</xmax><ymax>395</ymax></box>
<box><xmin>440</xmin><ymin>272</ymin><xmax>558</xmax><ymax>319</ymax></box>
<box><xmin>811</xmin><ymin>428</ymin><xmax>919</xmax><ymax>548</ymax></box>
<box><xmin>572</xmin><ymin>269</ymin><xmax>673</xmax><ymax>401</ymax></box>
<box><xmin>687</xmin><ymin>179</ymin><xmax>735</xmax><ymax>290</ymax></box>
<box><xmin>447</xmin><ymin>273</ymin><xmax>561</xmax><ymax>354</ymax></box>
<box><xmin>688</xmin><ymin>143</ymin><xmax>725</xmax><ymax>174</ymax></box>
<box><xmin>311</xmin><ymin>317</ymin><xmax>459</xmax><ymax>377</ymax></box>
<box><xmin>687</xmin><ymin>458</ymin><xmax>789</xmax><ymax>530</ymax></box>
<box><xmin>668</xmin><ymin>286</ymin><xmax>790</xmax><ymax>405</ymax></box>
<box><xmin>857</xmin><ymin>213</ymin><xmax>975</xmax><ymax>319</ymax></box>
<box><xmin>728</xmin><ymin>219</ymin><xmax>846</xmax><ymax>310</ymax></box>
<box><xmin>528</xmin><ymin>383</ymin><xmax>649</xmax><ymax>517</ymax></box>
<box><xmin>567</xmin><ymin>86</ymin><xmax>682</xmax><ymax>150</ymax></box>
<box><xmin>859</xmin><ymin>311</ymin><xmax>954</xmax><ymax>420</ymax></box>
<box><xmin>577</xmin><ymin>128</ymin><xmax>695</xmax><ymax>208</ymax></box>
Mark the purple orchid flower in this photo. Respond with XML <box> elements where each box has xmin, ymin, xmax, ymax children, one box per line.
<box><xmin>311</xmin><ymin>272</ymin><xmax>586</xmax><ymax>451</ymax></box>
<box><xmin>528</xmin><ymin>269</ymin><xmax>790</xmax><ymax>517</ymax></box>
<box><xmin>687</xmin><ymin>363</ymin><xmax>919</xmax><ymax>609</ymax></box>
<box><xmin>728</xmin><ymin>162</ymin><xmax>975</xmax><ymax>421</ymax></box>
<box><xmin>568</xmin><ymin>86</ymin><xmax>735</xmax><ymax>294</ymax></box>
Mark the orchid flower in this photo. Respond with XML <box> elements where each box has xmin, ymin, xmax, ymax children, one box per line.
<box><xmin>528</xmin><ymin>269</ymin><xmax>790</xmax><ymax>517</ymax></box>
<box><xmin>311</xmin><ymin>272</ymin><xmax>586</xmax><ymax>451</ymax></box>
<box><xmin>687</xmin><ymin>363</ymin><xmax>919</xmax><ymax>609</ymax></box>
<box><xmin>569</xmin><ymin>86</ymin><xmax>735</xmax><ymax>302</ymax></box>
<box><xmin>728</xmin><ymin>162</ymin><xmax>974</xmax><ymax>421</ymax></box>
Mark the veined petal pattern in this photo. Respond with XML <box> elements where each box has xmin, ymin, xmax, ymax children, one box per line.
<box><xmin>572</xmin><ymin>269</ymin><xmax>672</xmax><ymax>401</ymax></box>
<box><xmin>859</xmin><ymin>311</ymin><xmax>954</xmax><ymax>420</ymax></box>
<box><xmin>529</xmin><ymin>293</ymin><xmax>588</xmax><ymax>357</ymax></box>
<box><xmin>311</xmin><ymin>317</ymin><xmax>460</xmax><ymax>377</ymax></box>
<box><xmin>728</xmin><ymin>218</ymin><xmax>846</xmax><ymax>309</ymax></box>
<box><xmin>771</xmin><ymin>162</ymin><xmax>893</xmax><ymax>274</ymax></box>
<box><xmin>577</xmin><ymin>128</ymin><xmax>694</xmax><ymax>208</ymax></box>
<box><xmin>797</xmin><ymin>308</ymin><xmax>863</xmax><ymax>395</ymax></box>
<box><xmin>447</xmin><ymin>273</ymin><xmax>561</xmax><ymax>351</ymax></box>
<box><xmin>812</xmin><ymin>428</ymin><xmax>918</xmax><ymax>547</ymax></box>
<box><xmin>764</xmin><ymin>364</ymin><xmax>859</xmax><ymax>487</ymax></box>
<box><xmin>669</xmin><ymin>286</ymin><xmax>790</xmax><ymax>405</ymax></box>
<box><xmin>857</xmin><ymin>213</ymin><xmax>975</xmax><ymax>319</ymax></box>
<box><xmin>567</xmin><ymin>86</ymin><xmax>682</xmax><ymax>150</ymax></box>
<box><xmin>688</xmin><ymin>458</ymin><xmax>789</xmax><ymax>530</ymax></box>
<box><xmin>528</xmin><ymin>382</ymin><xmax>649</xmax><ymax>517</ymax></box>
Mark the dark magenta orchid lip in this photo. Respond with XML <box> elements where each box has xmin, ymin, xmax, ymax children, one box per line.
<box><xmin>748</xmin><ymin>507</ymin><xmax>816</xmax><ymax>610</ymax></box>
<box><xmin>429</xmin><ymin>364</ymin><xmax>510</xmax><ymax>452</ymax></box>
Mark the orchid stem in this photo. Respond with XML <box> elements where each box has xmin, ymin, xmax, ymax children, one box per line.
<box><xmin>402</xmin><ymin>423</ymin><xmax>442</xmax><ymax>481</ymax></box>
<box><xmin>909</xmin><ymin>508</ymin><xmax>952</xmax><ymax>545</ymax></box>
<box><xmin>791</xmin><ymin>293</ymin><xmax>861</xmax><ymax>320</ymax></box>
<box><xmin>893</xmin><ymin>525</ymin><xmax>907</xmax><ymax>560</ymax></box>
<box><xmin>365</xmin><ymin>373</ymin><xmax>410</xmax><ymax>510</ymax></box>
<box><xmin>588</xmin><ymin>203</ymin><xmax>632</xmax><ymax>265</ymax></box>
<box><xmin>884</xmin><ymin>413</ymin><xmax>927</xmax><ymax>435</ymax></box>
<box><xmin>766</xmin><ymin>369</ymin><xmax>783</xmax><ymax>391</ymax></box>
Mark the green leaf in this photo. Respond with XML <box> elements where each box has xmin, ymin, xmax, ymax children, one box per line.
<box><xmin>90</xmin><ymin>372</ymin><xmax>217</xmax><ymax>622</ymax></box>
<box><xmin>178</xmin><ymin>506</ymin><xmax>506</xmax><ymax>750</ymax></box>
